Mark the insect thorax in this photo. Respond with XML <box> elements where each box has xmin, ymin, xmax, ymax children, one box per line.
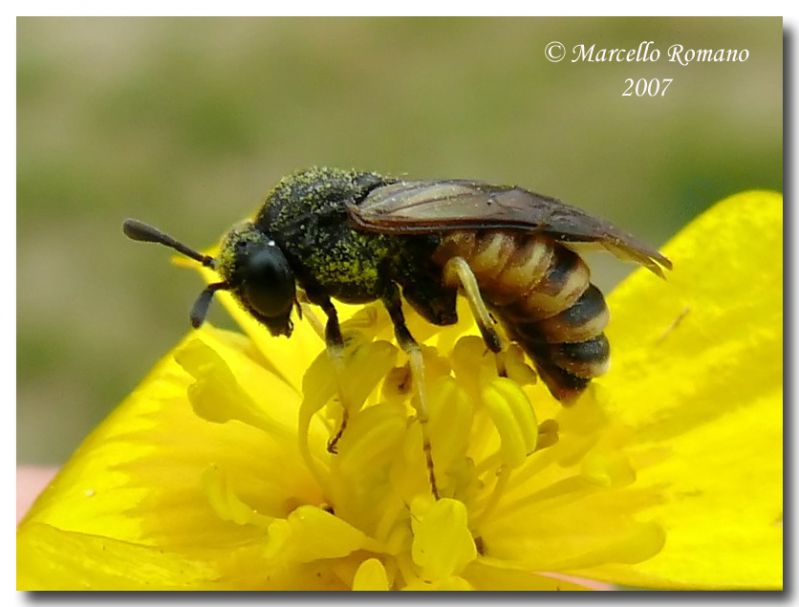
<box><xmin>250</xmin><ymin>167</ymin><xmax>418</xmax><ymax>303</ymax></box>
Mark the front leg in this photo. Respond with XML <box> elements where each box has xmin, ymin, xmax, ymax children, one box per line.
<box><xmin>318</xmin><ymin>297</ymin><xmax>351</xmax><ymax>454</ymax></box>
<box><xmin>382</xmin><ymin>283</ymin><xmax>440</xmax><ymax>499</ymax></box>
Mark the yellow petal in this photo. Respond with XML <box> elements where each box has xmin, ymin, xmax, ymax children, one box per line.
<box><xmin>353</xmin><ymin>558</ymin><xmax>390</xmax><ymax>591</ymax></box>
<box><xmin>18</xmin><ymin>521</ymin><xmax>350</xmax><ymax>590</ymax></box>
<box><xmin>575</xmin><ymin>390</ymin><xmax>781</xmax><ymax>589</ymax></box>
<box><xmin>299</xmin><ymin>339</ymin><xmax>398</xmax><ymax>419</ymax></box>
<box><xmin>427</xmin><ymin>376</ymin><xmax>474</xmax><ymax>475</ymax></box>
<box><xmin>411</xmin><ymin>497</ymin><xmax>477</xmax><ymax>580</ymax></box>
<box><xmin>18</xmin><ymin>522</ymin><xmax>219</xmax><ymax>590</ymax></box>
<box><xmin>202</xmin><ymin>464</ymin><xmax>273</xmax><ymax>528</ymax></box>
<box><xmin>20</xmin><ymin>326</ymin><xmax>322</xmax><ymax>553</ymax></box>
<box><xmin>604</xmin><ymin>190</ymin><xmax>781</xmax><ymax>440</ymax></box>
<box><xmin>264</xmin><ymin>505</ymin><xmax>381</xmax><ymax>563</ymax></box>
<box><xmin>463</xmin><ymin>559</ymin><xmax>594</xmax><ymax>590</ymax></box>
<box><xmin>580</xmin><ymin>449</ymin><xmax>636</xmax><ymax>488</ymax></box>
<box><xmin>579</xmin><ymin>191</ymin><xmax>782</xmax><ymax>588</ymax></box>
<box><xmin>402</xmin><ymin>576</ymin><xmax>474</xmax><ymax>590</ymax></box>
<box><xmin>175</xmin><ymin>337</ymin><xmax>297</xmax><ymax>440</ymax></box>
<box><xmin>481</xmin><ymin>486</ymin><xmax>665</xmax><ymax>572</ymax></box>
<box><xmin>296</xmin><ymin>339</ymin><xmax>398</xmax><ymax>493</ymax></box>
<box><xmin>327</xmin><ymin>402</ymin><xmax>410</xmax><ymax>545</ymax></box>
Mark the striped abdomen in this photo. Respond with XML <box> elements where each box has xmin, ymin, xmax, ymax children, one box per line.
<box><xmin>432</xmin><ymin>230</ymin><xmax>610</xmax><ymax>402</ymax></box>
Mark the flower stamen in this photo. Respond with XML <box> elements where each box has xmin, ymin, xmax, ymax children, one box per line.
<box><xmin>472</xmin><ymin>465</ymin><xmax>512</xmax><ymax>528</ymax></box>
<box><xmin>536</xmin><ymin>419</ymin><xmax>560</xmax><ymax>451</ymax></box>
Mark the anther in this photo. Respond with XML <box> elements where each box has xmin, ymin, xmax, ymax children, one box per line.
<box><xmin>535</xmin><ymin>419</ymin><xmax>560</xmax><ymax>451</ymax></box>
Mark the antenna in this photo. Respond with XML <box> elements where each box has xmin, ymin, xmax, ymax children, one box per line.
<box><xmin>190</xmin><ymin>282</ymin><xmax>228</xmax><ymax>328</ymax></box>
<box><xmin>123</xmin><ymin>218</ymin><xmax>228</xmax><ymax>329</ymax></box>
<box><xmin>122</xmin><ymin>218</ymin><xmax>215</xmax><ymax>268</ymax></box>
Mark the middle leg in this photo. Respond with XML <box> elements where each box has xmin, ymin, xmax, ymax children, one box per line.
<box><xmin>382</xmin><ymin>283</ymin><xmax>440</xmax><ymax>499</ymax></box>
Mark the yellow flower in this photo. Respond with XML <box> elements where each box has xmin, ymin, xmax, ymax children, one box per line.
<box><xmin>18</xmin><ymin>191</ymin><xmax>782</xmax><ymax>590</ymax></box>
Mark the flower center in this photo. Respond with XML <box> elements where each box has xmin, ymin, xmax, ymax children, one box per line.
<box><xmin>176</xmin><ymin>305</ymin><xmax>665</xmax><ymax>589</ymax></box>
<box><xmin>289</xmin><ymin>317</ymin><xmax>569</xmax><ymax>587</ymax></box>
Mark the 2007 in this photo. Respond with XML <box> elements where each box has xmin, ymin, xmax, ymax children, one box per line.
<box><xmin>623</xmin><ymin>78</ymin><xmax>673</xmax><ymax>97</ymax></box>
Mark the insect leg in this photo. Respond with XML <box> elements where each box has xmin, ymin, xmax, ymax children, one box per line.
<box><xmin>442</xmin><ymin>256</ymin><xmax>507</xmax><ymax>375</ymax></box>
<box><xmin>382</xmin><ymin>283</ymin><xmax>440</xmax><ymax>499</ymax></box>
<box><xmin>318</xmin><ymin>298</ymin><xmax>351</xmax><ymax>454</ymax></box>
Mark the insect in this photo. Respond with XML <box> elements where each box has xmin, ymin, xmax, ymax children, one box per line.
<box><xmin>124</xmin><ymin>166</ymin><xmax>671</xmax><ymax>496</ymax></box>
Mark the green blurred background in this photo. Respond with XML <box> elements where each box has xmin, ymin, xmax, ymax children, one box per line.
<box><xmin>18</xmin><ymin>17</ymin><xmax>782</xmax><ymax>464</ymax></box>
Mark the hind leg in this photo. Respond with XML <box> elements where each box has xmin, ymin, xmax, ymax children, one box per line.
<box><xmin>442</xmin><ymin>256</ymin><xmax>507</xmax><ymax>375</ymax></box>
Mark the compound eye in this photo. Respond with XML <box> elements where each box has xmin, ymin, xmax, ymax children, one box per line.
<box><xmin>241</xmin><ymin>245</ymin><xmax>295</xmax><ymax>318</ymax></box>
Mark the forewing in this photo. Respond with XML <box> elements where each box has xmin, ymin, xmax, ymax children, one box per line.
<box><xmin>349</xmin><ymin>180</ymin><xmax>672</xmax><ymax>277</ymax></box>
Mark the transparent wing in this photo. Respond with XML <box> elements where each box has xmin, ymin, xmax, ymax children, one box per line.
<box><xmin>349</xmin><ymin>180</ymin><xmax>672</xmax><ymax>277</ymax></box>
